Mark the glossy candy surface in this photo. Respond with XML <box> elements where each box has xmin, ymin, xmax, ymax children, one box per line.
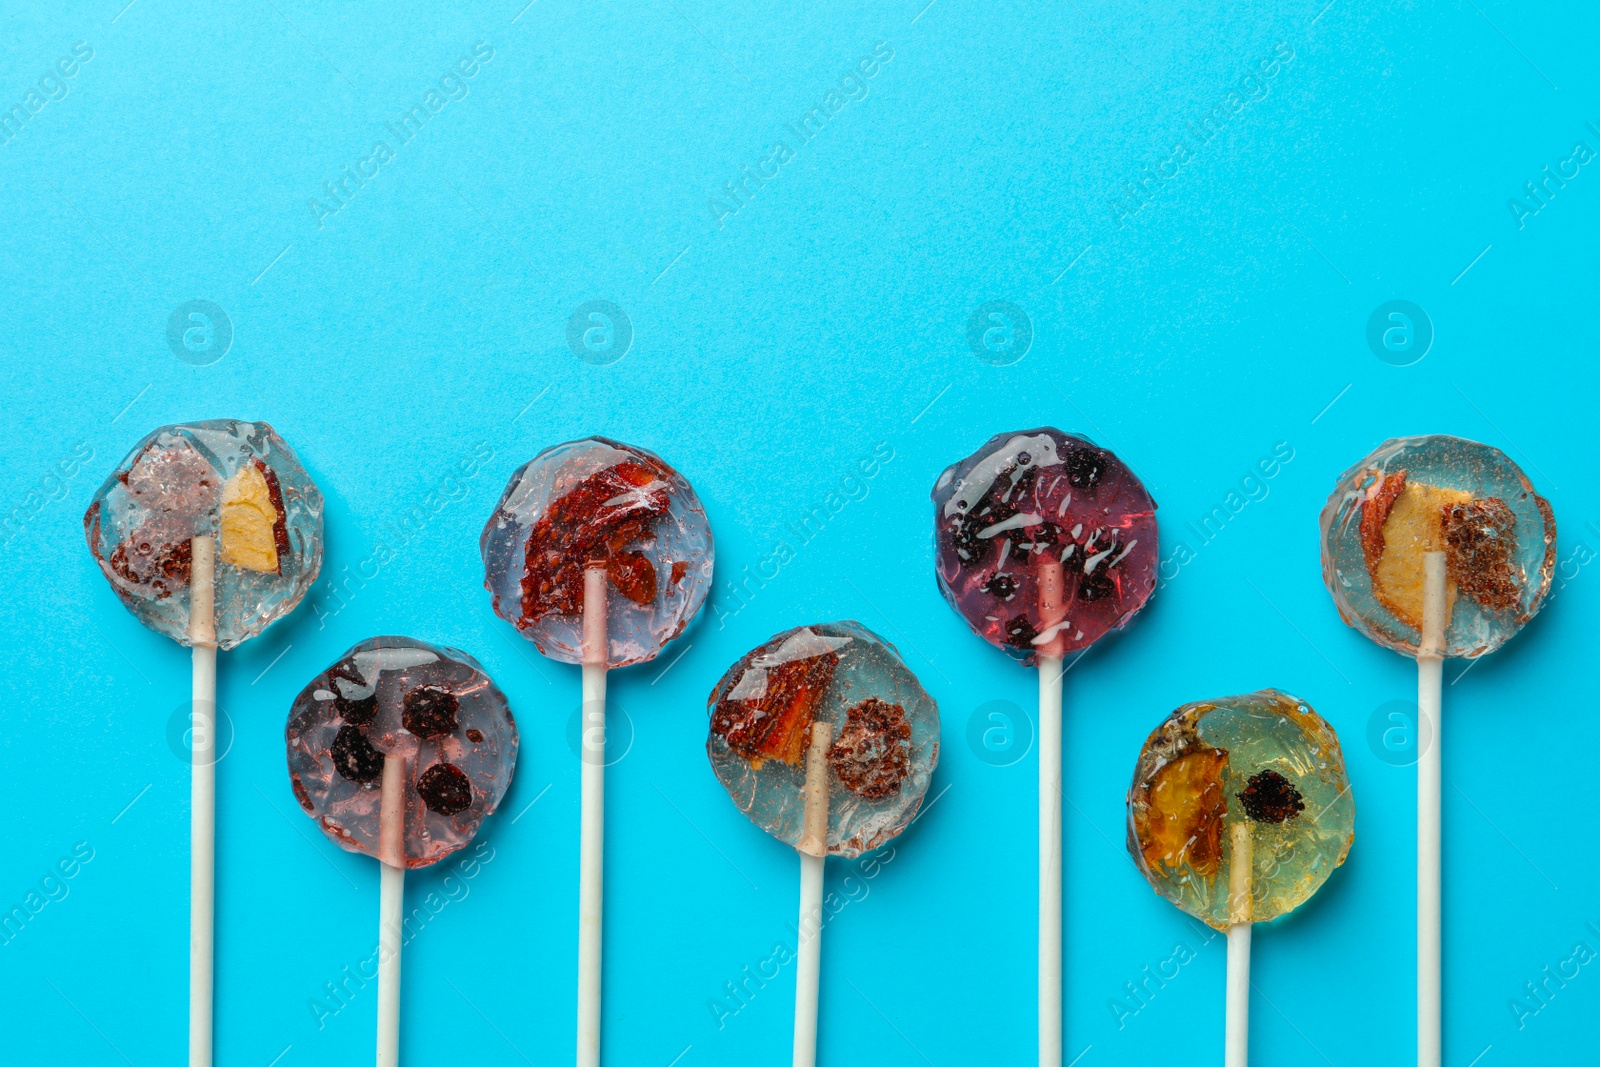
<box><xmin>1320</xmin><ymin>435</ymin><xmax>1556</xmax><ymax>658</ymax></box>
<box><xmin>707</xmin><ymin>621</ymin><xmax>939</xmax><ymax>857</ymax></box>
<box><xmin>286</xmin><ymin>637</ymin><xmax>518</xmax><ymax>869</ymax></box>
<box><xmin>1126</xmin><ymin>690</ymin><xmax>1354</xmax><ymax>929</ymax></box>
<box><xmin>84</xmin><ymin>420</ymin><xmax>323</xmax><ymax>649</ymax></box>
<box><xmin>481</xmin><ymin>437</ymin><xmax>713</xmax><ymax>668</ymax></box>
<box><xmin>932</xmin><ymin>428</ymin><xmax>1157</xmax><ymax>664</ymax></box>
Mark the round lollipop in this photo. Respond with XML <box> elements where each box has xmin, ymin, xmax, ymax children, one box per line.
<box><xmin>1127</xmin><ymin>690</ymin><xmax>1355</xmax><ymax>1067</ymax></box>
<box><xmin>706</xmin><ymin>622</ymin><xmax>939</xmax><ymax>1067</ymax></box>
<box><xmin>1319</xmin><ymin>434</ymin><xmax>1555</xmax><ymax>1067</ymax></box>
<box><xmin>83</xmin><ymin>419</ymin><xmax>323</xmax><ymax>1067</ymax></box>
<box><xmin>287</xmin><ymin>637</ymin><xmax>518</xmax><ymax>1066</ymax></box>
<box><xmin>931</xmin><ymin>427</ymin><xmax>1156</xmax><ymax>1066</ymax></box>
<box><xmin>480</xmin><ymin>436</ymin><xmax>712</xmax><ymax>1066</ymax></box>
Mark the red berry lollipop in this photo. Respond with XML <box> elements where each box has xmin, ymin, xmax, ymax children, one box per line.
<box><xmin>931</xmin><ymin>428</ymin><xmax>1157</xmax><ymax>1066</ymax></box>
<box><xmin>287</xmin><ymin>637</ymin><xmax>518</xmax><ymax>1066</ymax></box>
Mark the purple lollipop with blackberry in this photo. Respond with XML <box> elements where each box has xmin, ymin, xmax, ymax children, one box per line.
<box><xmin>931</xmin><ymin>427</ymin><xmax>1158</xmax><ymax>1065</ymax></box>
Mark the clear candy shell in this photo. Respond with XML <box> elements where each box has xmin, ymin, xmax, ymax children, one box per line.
<box><xmin>1126</xmin><ymin>689</ymin><xmax>1354</xmax><ymax>929</ymax></box>
<box><xmin>285</xmin><ymin>637</ymin><xmax>518</xmax><ymax>870</ymax></box>
<box><xmin>83</xmin><ymin>420</ymin><xmax>324</xmax><ymax>650</ymax></box>
<box><xmin>931</xmin><ymin>427</ymin><xmax>1158</xmax><ymax>665</ymax></box>
<box><xmin>480</xmin><ymin>437</ymin><xmax>713</xmax><ymax>668</ymax></box>
<box><xmin>707</xmin><ymin>621</ymin><xmax>939</xmax><ymax>858</ymax></box>
<box><xmin>1319</xmin><ymin>435</ymin><xmax>1556</xmax><ymax>659</ymax></box>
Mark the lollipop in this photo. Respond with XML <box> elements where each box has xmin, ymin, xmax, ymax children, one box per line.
<box><xmin>287</xmin><ymin>637</ymin><xmax>518</xmax><ymax>1065</ymax></box>
<box><xmin>480</xmin><ymin>436</ymin><xmax>712</xmax><ymax>1066</ymax></box>
<box><xmin>931</xmin><ymin>427</ymin><xmax>1156</xmax><ymax>1065</ymax></box>
<box><xmin>707</xmin><ymin>622</ymin><xmax>939</xmax><ymax>1066</ymax></box>
<box><xmin>1319</xmin><ymin>435</ymin><xmax>1555</xmax><ymax>1066</ymax></box>
<box><xmin>1127</xmin><ymin>690</ymin><xmax>1355</xmax><ymax>1067</ymax></box>
<box><xmin>84</xmin><ymin>419</ymin><xmax>322</xmax><ymax>1066</ymax></box>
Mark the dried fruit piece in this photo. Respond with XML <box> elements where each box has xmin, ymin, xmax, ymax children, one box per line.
<box><xmin>1065</xmin><ymin>445</ymin><xmax>1105</xmax><ymax>488</ymax></box>
<box><xmin>828</xmin><ymin>698</ymin><xmax>912</xmax><ymax>800</ymax></box>
<box><xmin>1236</xmin><ymin>770</ymin><xmax>1305</xmax><ymax>824</ymax></box>
<box><xmin>606</xmin><ymin>550</ymin><xmax>657</xmax><ymax>605</ymax></box>
<box><xmin>330</xmin><ymin>724</ymin><xmax>384</xmax><ymax>784</ymax></box>
<box><xmin>1368</xmin><ymin>479</ymin><xmax>1471</xmax><ymax>630</ymax></box>
<box><xmin>710</xmin><ymin>649</ymin><xmax>840</xmax><ymax>768</ymax></box>
<box><xmin>1357</xmin><ymin>468</ymin><xmax>1406</xmax><ymax>573</ymax></box>
<box><xmin>1135</xmin><ymin>748</ymin><xmax>1228</xmax><ymax>877</ymax></box>
<box><xmin>417</xmin><ymin>762</ymin><xmax>473</xmax><ymax>816</ymax></box>
<box><xmin>403</xmin><ymin>685</ymin><xmax>459</xmax><ymax>739</ymax></box>
<box><xmin>1444</xmin><ymin>498</ymin><xmax>1521</xmax><ymax>613</ymax></box>
<box><xmin>520</xmin><ymin>459</ymin><xmax>670</xmax><ymax>622</ymax></box>
<box><xmin>108</xmin><ymin>530</ymin><xmax>193</xmax><ymax>598</ymax></box>
<box><xmin>219</xmin><ymin>459</ymin><xmax>288</xmax><ymax>574</ymax></box>
<box><xmin>1004</xmin><ymin>615</ymin><xmax>1038</xmax><ymax>649</ymax></box>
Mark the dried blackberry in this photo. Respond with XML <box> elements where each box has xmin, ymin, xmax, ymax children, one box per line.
<box><xmin>1065</xmin><ymin>446</ymin><xmax>1105</xmax><ymax>489</ymax></box>
<box><xmin>1078</xmin><ymin>562</ymin><xmax>1116</xmax><ymax>602</ymax></box>
<box><xmin>985</xmin><ymin>572</ymin><xmax>1020</xmax><ymax>600</ymax></box>
<box><xmin>417</xmin><ymin>762</ymin><xmax>473</xmax><ymax>816</ymax></box>
<box><xmin>403</xmin><ymin>685</ymin><xmax>459</xmax><ymax>739</ymax></box>
<box><xmin>1004</xmin><ymin>614</ymin><xmax>1038</xmax><ymax>649</ymax></box>
<box><xmin>330</xmin><ymin>724</ymin><xmax>384</xmax><ymax>784</ymax></box>
<box><xmin>1236</xmin><ymin>770</ymin><xmax>1304</xmax><ymax>824</ymax></box>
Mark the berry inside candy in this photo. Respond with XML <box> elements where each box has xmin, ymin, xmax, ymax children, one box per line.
<box><xmin>1444</xmin><ymin>498</ymin><xmax>1521</xmax><ymax>612</ymax></box>
<box><xmin>828</xmin><ymin>698</ymin><xmax>912</xmax><ymax>800</ymax></box>
<box><xmin>331</xmin><ymin>723</ymin><xmax>385</xmax><ymax>784</ymax></box>
<box><xmin>403</xmin><ymin>685</ymin><xmax>459</xmax><ymax>739</ymax></box>
<box><xmin>417</xmin><ymin>762</ymin><xmax>473</xmax><ymax>816</ymax></box>
<box><xmin>1065</xmin><ymin>445</ymin><xmax>1104</xmax><ymax>488</ymax></box>
<box><xmin>1236</xmin><ymin>769</ymin><xmax>1305</xmax><ymax>824</ymax></box>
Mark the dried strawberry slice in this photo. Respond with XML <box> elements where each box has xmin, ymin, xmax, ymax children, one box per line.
<box><xmin>519</xmin><ymin>459</ymin><xmax>670</xmax><ymax>622</ymax></box>
<box><xmin>607</xmin><ymin>550</ymin><xmax>657</xmax><ymax>605</ymax></box>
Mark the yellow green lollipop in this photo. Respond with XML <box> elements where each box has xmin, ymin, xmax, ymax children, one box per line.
<box><xmin>1127</xmin><ymin>689</ymin><xmax>1355</xmax><ymax>1066</ymax></box>
<box><xmin>1127</xmin><ymin>689</ymin><xmax>1355</xmax><ymax>928</ymax></box>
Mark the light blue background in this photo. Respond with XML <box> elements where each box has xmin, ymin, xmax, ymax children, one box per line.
<box><xmin>2</xmin><ymin>0</ymin><xmax>1597</xmax><ymax>1063</ymax></box>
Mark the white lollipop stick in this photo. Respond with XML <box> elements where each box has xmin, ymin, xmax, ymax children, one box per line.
<box><xmin>578</xmin><ymin>565</ymin><xmax>608</xmax><ymax>1067</ymax></box>
<box><xmin>377</xmin><ymin>755</ymin><xmax>406</xmax><ymax>1067</ymax></box>
<box><xmin>1417</xmin><ymin>551</ymin><xmax>1447</xmax><ymax>1067</ymax></box>
<box><xmin>188</xmin><ymin>536</ymin><xmax>217</xmax><ymax>1067</ymax></box>
<box><xmin>1225</xmin><ymin>821</ymin><xmax>1253</xmax><ymax>1067</ymax></box>
<box><xmin>794</xmin><ymin>720</ymin><xmax>833</xmax><ymax>1067</ymax></box>
<box><xmin>1035</xmin><ymin>559</ymin><xmax>1066</xmax><ymax>1067</ymax></box>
